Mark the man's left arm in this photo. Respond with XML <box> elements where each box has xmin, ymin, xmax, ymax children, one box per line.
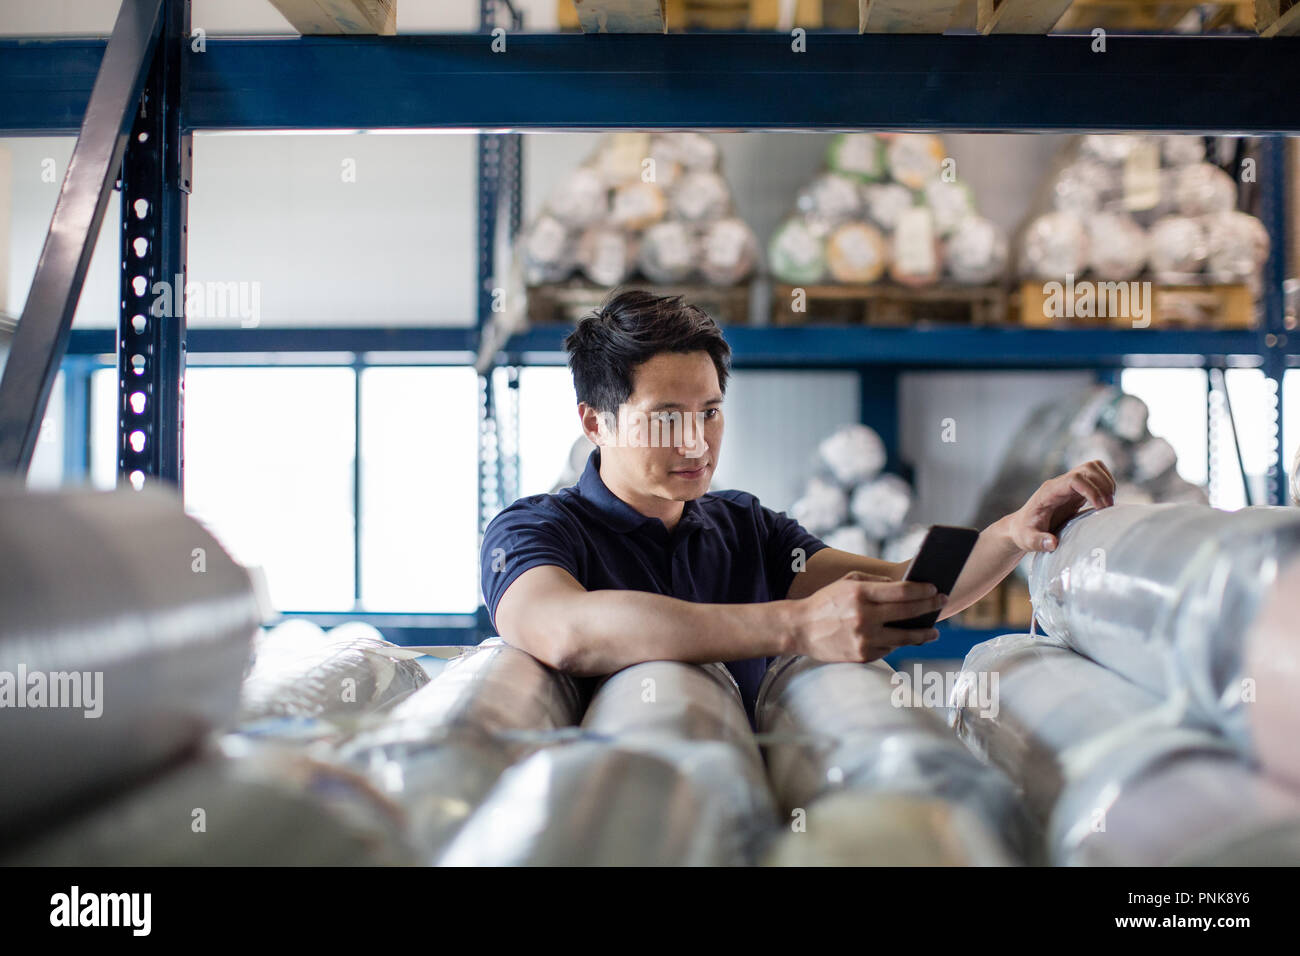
<box><xmin>787</xmin><ymin>460</ymin><xmax>1117</xmax><ymax>618</ymax></box>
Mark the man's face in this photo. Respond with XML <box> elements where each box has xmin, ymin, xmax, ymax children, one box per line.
<box><xmin>588</xmin><ymin>351</ymin><xmax>724</xmax><ymax>504</ymax></box>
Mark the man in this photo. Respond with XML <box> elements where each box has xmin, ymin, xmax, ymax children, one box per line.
<box><xmin>480</xmin><ymin>290</ymin><xmax>1116</xmax><ymax>723</ymax></box>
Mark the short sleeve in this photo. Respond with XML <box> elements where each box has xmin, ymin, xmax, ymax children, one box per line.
<box><xmin>480</xmin><ymin>502</ymin><xmax>583</xmax><ymax>631</ymax></box>
<box><xmin>759</xmin><ymin>503</ymin><xmax>829</xmax><ymax>601</ymax></box>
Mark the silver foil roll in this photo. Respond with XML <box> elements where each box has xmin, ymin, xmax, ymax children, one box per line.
<box><xmin>1049</xmin><ymin>727</ymin><xmax>1300</xmax><ymax>866</ymax></box>
<box><xmin>1027</xmin><ymin>504</ymin><xmax>1300</xmax><ymax>750</ymax></box>
<box><xmin>239</xmin><ymin>621</ymin><xmax>428</xmax><ymax>724</ymax></box>
<box><xmin>1020</xmin><ymin>211</ymin><xmax>1089</xmax><ymax>280</ymax></box>
<box><xmin>1203</xmin><ymin>210</ymin><xmax>1270</xmax><ymax>283</ymax></box>
<box><xmin>1052</xmin><ymin>159</ymin><xmax>1117</xmax><ymax>216</ymax></box>
<box><xmin>1086</xmin><ymin>212</ymin><xmax>1149</xmax><ymax>280</ymax></box>
<box><xmin>0</xmin><ymin>485</ymin><xmax>259</xmax><ymax>836</ymax></box>
<box><xmin>950</xmin><ymin>633</ymin><xmax>1166</xmax><ymax>826</ymax></box>
<box><xmin>1246</xmin><ymin>559</ymin><xmax>1300</xmax><ymax>793</ymax></box>
<box><xmin>1148</xmin><ymin>214</ymin><xmax>1208</xmax><ymax>282</ymax></box>
<box><xmin>756</xmin><ymin>656</ymin><xmax>1031</xmax><ymax>862</ymax></box>
<box><xmin>945</xmin><ymin>215</ymin><xmax>1008</xmax><ymax>285</ymax></box>
<box><xmin>1173</xmin><ymin>162</ymin><xmax>1238</xmax><ymax>217</ymax></box>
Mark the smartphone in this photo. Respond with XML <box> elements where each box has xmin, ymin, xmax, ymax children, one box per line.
<box><xmin>885</xmin><ymin>524</ymin><xmax>981</xmax><ymax>629</ymax></box>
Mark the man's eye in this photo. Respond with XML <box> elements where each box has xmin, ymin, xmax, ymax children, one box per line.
<box><xmin>703</xmin><ymin>408</ymin><xmax>720</xmax><ymax>419</ymax></box>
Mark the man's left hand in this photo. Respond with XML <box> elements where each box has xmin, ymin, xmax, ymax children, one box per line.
<box><xmin>1009</xmin><ymin>459</ymin><xmax>1117</xmax><ymax>553</ymax></box>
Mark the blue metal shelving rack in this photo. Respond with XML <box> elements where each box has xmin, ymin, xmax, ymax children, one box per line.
<box><xmin>1</xmin><ymin>1</ymin><xmax>1297</xmax><ymax>652</ymax></box>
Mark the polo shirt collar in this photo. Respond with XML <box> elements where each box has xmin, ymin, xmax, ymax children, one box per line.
<box><xmin>576</xmin><ymin>447</ymin><xmax>711</xmax><ymax>536</ymax></box>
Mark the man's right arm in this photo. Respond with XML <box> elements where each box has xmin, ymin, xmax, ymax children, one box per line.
<box><xmin>493</xmin><ymin>564</ymin><xmax>946</xmax><ymax>675</ymax></box>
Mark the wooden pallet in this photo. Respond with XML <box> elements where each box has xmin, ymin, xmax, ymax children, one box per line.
<box><xmin>1055</xmin><ymin>0</ymin><xmax>1254</xmax><ymax>32</ymax></box>
<box><xmin>1258</xmin><ymin>0</ymin><xmax>1300</xmax><ymax>35</ymax></box>
<box><xmin>958</xmin><ymin>576</ymin><xmax>1035</xmax><ymax>629</ymax></box>
<box><xmin>1016</xmin><ymin>279</ymin><xmax>1253</xmax><ymax>329</ymax></box>
<box><xmin>771</xmin><ymin>282</ymin><xmax>1009</xmax><ymax>326</ymax></box>
<box><xmin>527</xmin><ymin>279</ymin><xmax>752</xmax><ymax>326</ymax></box>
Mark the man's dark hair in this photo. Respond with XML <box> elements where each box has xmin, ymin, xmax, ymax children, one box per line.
<box><xmin>563</xmin><ymin>289</ymin><xmax>732</xmax><ymax>415</ymax></box>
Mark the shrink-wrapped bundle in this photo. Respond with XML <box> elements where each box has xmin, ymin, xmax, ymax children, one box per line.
<box><xmin>1080</xmin><ymin>134</ymin><xmax>1140</xmax><ymax>164</ymax></box>
<box><xmin>609</xmin><ymin>181</ymin><xmax>666</xmax><ymax>231</ymax></box>
<box><xmin>1173</xmin><ymin>162</ymin><xmax>1237</xmax><ymax>216</ymax></box>
<box><xmin>828</xmin><ymin>133</ymin><xmax>885</xmax><ymax>181</ymax></box>
<box><xmin>1020</xmin><ymin>211</ymin><xmax>1089</xmax><ymax>279</ymax></box>
<box><xmin>1051</xmin><ymin>159</ymin><xmax>1116</xmax><ymax>216</ymax></box>
<box><xmin>1159</xmin><ymin>134</ymin><xmax>1207</xmax><ymax>167</ymax></box>
<box><xmin>768</xmin><ymin>217</ymin><xmax>827</xmax><ymax>284</ymax></box>
<box><xmin>791</xmin><ymin>476</ymin><xmax>849</xmax><ymax>536</ymax></box>
<box><xmin>886</xmin><ymin>134</ymin><xmax>945</xmax><ymax>189</ymax></box>
<box><xmin>945</xmin><ymin>216</ymin><xmax>1008</xmax><ymax>285</ymax></box>
<box><xmin>1148</xmin><ymin>215</ymin><xmax>1208</xmax><ymax>282</ymax></box>
<box><xmin>923</xmin><ymin>179</ymin><xmax>975</xmax><ymax>237</ymax></box>
<box><xmin>863</xmin><ymin>182</ymin><xmax>915</xmax><ymax>232</ymax></box>
<box><xmin>1203</xmin><ymin>210</ymin><xmax>1270</xmax><ymax>283</ymax></box>
<box><xmin>548</xmin><ymin>167</ymin><xmax>609</xmax><ymax>228</ymax></box>
<box><xmin>817</xmin><ymin>424</ymin><xmax>887</xmax><ymax>486</ymax></box>
<box><xmin>1086</xmin><ymin>212</ymin><xmax>1148</xmax><ymax>280</ymax></box>
<box><xmin>576</xmin><ymin>225</ymin><xmax>636</xmax><ymax>286</ymax></box>
<box><xmin>822</xmin><ymin>524</ymin><xmax>879</xmax><ymax>558</ymax></box>
<box><xmin>849</xmin><ymin>474</ymin><xmax>913</xmax><ymax>540</ymax></box>
<box><xmin>520</xmin><ymin>214</ymin><xmax>576</xmax><ymax>284</ymax></box>
<box><xmin>638</xmin><ymin>220</ymin><xmax>699</xmax><ymax>283</ymax></box>
<box><xmin>670</xmin><ymin>170</ymin><xmax>731</xmax><ymax>223</ymax></box>
<box><xmin>796</xmin><ymin>172</ymin><xmax>864</xmax><ymax>236</ymax></box>
<box><xmin>699</xmin><ymin>217</ymin><xmax>759</xmax><ymax>287</ymax></box>
<box><xmin>826</xmin><ymin>222</ymin><xmax>888</xmax><ymax>283</ymax></box>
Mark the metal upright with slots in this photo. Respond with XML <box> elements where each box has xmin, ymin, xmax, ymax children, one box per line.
<box><xmin>1</xmin><ymin>0</ymin><xmax>1297</xmax><ymax>656</ymax></box>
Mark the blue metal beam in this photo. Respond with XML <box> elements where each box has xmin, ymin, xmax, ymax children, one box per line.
<box><xmin>5</xmin><ymin>34</ymin><xmax>1300</xmax><ymax>135</ymax></box>
<box><xmin>0</xmin><ymin>0</ymin><xmax>164</xmax><ymax>474</ymax></box>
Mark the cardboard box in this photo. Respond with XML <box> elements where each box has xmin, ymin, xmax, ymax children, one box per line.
<box><xmin>269</xmin><ymin>0</ymin><xmax>396</xmax><ymax>35</ymax></box>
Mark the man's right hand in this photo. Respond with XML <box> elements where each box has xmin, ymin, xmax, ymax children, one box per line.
<box><xmin>791</xmin><ymin>570</ymin><xmax>946</xmax><ymax>663</ymax></box>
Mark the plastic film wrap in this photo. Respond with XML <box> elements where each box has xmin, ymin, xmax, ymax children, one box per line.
<box><xmin>239</xmin><ymin>621</ymin><xmax>429</xmax><ymax>724</ymax></box>
<box><xmin>1049</xmin><ymin>727</ymin><xmax>1300</xmax><ymax>866</ymax></box>
<box><xmin>1027</xmin><ymin>504</ymin><xmax>1300</xmax><ymax>749</ymax></box>
<box><xmin>1203</xmin><ymin>210</ymin><xmax>1269</xmax><ymax>283</ymax></box>
<box><xmin>638</xmin><ymin>220</ymin><xmax>699</xmax><ymax>284</ymax></box>
<box><xmin>2</xmin><ymin>740</ymin><xmax>417</xmax><ymax>865</ymax></box>
<box><xmin>818</xmin><ymin>424</ymin><xmax>886</xmax><ymax>487</ymax></box>
<box><xmin>1086</xmin><ymin>212</ymin><xmax>1148</xmax><ymax>280</ymax></box>
<box><xmin>0</xmin><ymin>486</ymin><xmax>259</xmax><ymax>836</ymax></box>
<box><xmin>945</xmin><ymin>216</ymin><xmax>1008</xmax><ymax>285</ymax></box>
<box><xmin>849</xmin><ymin>474</ymin><xmax>913</xmax><ymax>540</ymax></box>
<box><xmin>756</xmin><ymin>656</ymin><xmax>1030</xmax><ymax>862</ymax></box>
<box><xmin>1148</xmin><ymin>214</ymin><xmax>1208</xmax><ymax>282</ymax></box>
<box><xmin>699</xmin><ymin>217</ymin><xmax>759</xmax><ymax>286</ymax></box>
<box><xmin>791</xmin><ymin>476</ymin><xmax>849</xmax><ymax>536</ymax></box>
<box><xmin>1244</xmin><ymin>559</ymin><xmax>1300</xmax><ymax>792</ymax></box>
<box><xmin>1020</xmin><ymin>212</ymin><xmax>1089</xmax><ymax>279</ymax></box>
<box><xmin>950</xmin><ymin>633</ymin><xmax>1166</xmax><ymax>825</ymax></box>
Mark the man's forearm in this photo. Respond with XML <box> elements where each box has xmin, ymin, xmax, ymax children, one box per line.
<box><xmin>555</xmin><ymin>589</ymin><xmax>801</xmax><ymax>676</ymax></box>
<box><xmin>942</xmin><ymin>513</ymin><xmax>1026</xmax><ymax>619</ymax></box>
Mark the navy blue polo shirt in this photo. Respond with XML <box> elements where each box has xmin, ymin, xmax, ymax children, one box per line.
<box><xmin>480</xmin><ymin>448</ymin><xmax>828</xmax><ymax>726</ymax></box>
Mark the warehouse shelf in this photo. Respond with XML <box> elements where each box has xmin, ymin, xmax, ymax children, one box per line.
<box><xmin>0</xmin><ymin>0</ymin><xmax>1294</xmax><ymax>646</ymax></box>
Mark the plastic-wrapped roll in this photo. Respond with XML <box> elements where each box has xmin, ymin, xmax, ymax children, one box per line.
<box><xmin>945</xmin><ymin>215</ymin><xmax>1008</xmax><ymax>285</ymax></box>
<box><xmin>239</xmin><ymin>622</ymin><xmax>428</xmax><ymax>724</ymax></box>
<box><xmin>699</xmin><ymin>217</ymin><xmax>759</xmax><ymax>286</ymax></box>
<box><xmin>849</xmin><ymin>474</ymin><xmax>913</xmax><ymax>540</ymax></box>
<box><xmin>1049</xmin><ymin>728</ymin><xmax>1300</xmax><ymax>866</ymax></box>
<box><xmin>795</xmin><ymin>172</ymin><xmax>864</xmax><ymax>236</ymax></box>
<box><xmin>822</xmin><ymin>525</ymin><xmax>879</xmax><ymax>557</ymax></box>
<box><xmin>768</xmin><ymin>217</ymin><xmax>827</xmax><ymax>284</ymax></box>
<box><xmin>790</xmin><ymin>476</ymin><xmax>849</xmax><ymax>536</ymax></box>
<box><xmin>1086</xmin><ymin>212</ymin><xmax>1148</xmax><ymax>280</ymax></box>
<box><xmin>828</xmin><ymin>133</ymin><xmax>885</xmax><ymax>181</ymax></box>
<box><xmin>863</xmin><ymin>182</ymin><xmax>915</xmax><ymax>232</ymax></box>
<box><xmin>1173</xmin><ymin>162</ymin><xmax>1237</xmax><ymax>216</ymax></box>
<box><xmin>1159</xmin><ymin>134</ymin><xmax>1207</xmax><ymax>167</ymax></box>
<box><xmin>1131</xmin><ymin>435</ymin><xmax>1177</xmax><ymax>482</ymax></box>
<box><xmin>637</xmin><ymin>220</ymin><xmax>699</xmax><ymax>283</ymax></box>
<box><xmin>609</xmin><ymin>181</ymin><xmax>666</xmax><ymax>231</ymax></box>
<box><xmin>336</xmin><ymin>639</ymin><xmax>583</xmax><ymax>858</ymax></box>
<box><xmin>885</xmin><ymin>134</ymin><xmax>945</xmax><ymax>189</ymax></box>
<box><xmin>438</xmin><ymin>737</ymin><xmax>775</xmax><ymax>866</ymax></box>
<box><xmin>0</xmin><ymin>485</ymin><xmax>259</xmax><ymax>837</ymax></box>
<box><xmin>1114</xmin><ymin>481</ymin><xmax>1154</xmax><ymax>505</ymax></box>
<box><xmin>763</xmin><ymin>791</ymin><xmax>1016</xmax><ymax>866</ymax></box>
<box><xmin>826</xmin><ymin>221</ymin><xmax>888</xmax><ymax>284</ymax></box>
<box><xmin>670</xmin><ymin>170</ymin><xmax>731</xmax><ymax>223</ymax></box>
<box><xmin>576</xmin><ymin>225</ymin><xmax>636</xmax><ymax>287</ymax></box>
<box><xmin>818</xmin><ymin>424</ymin><xmax>886</xmax><ymax>486</ymax></box>
<box><xmin>951</xmin><ymin>633</ymin><xmax>1167</xmax><ymax>824</ymax></box>
<box><xmin>1246</xmin><ymin>559</ymin><xmax>1300</xmax><ymax>792</ymax></box>
<box><xmin>1098</xmin><ymin>390</ymin><xmax>1150</xmax><ymax>442</ymax></box>
<box><xmin>547</xmin><ymin>166</ymin><xmax>609</xmax><ymax>228</ymax></box>
<box><xmin>757</xmin><ymin>656</ymin><xmax>1032</xmax><ymax>861</ymax></box>
<box><xmin>1052</xmin><ymin>159</ymin><xmax>1117</xmax><ymax>216</ymax></box>
<box><xmin>1203</xmin><ymin>210</ymin><xmax>1270</xmax><ymax>283</ymax></box>
<box><xmin>520</xmin><ymin>214</ymin><xmax>576</xmax><ymax>285</ymax></box>
<box><xmin>645</xmin><ymin>136</ymin><xmax>684</xmax><ymax>190</ymax></box>
<box><xmin>883</xmin><ymin>524</ymin><xmax>929</xmax><ymax>564</ymax></box>
<box><xmin>889</xmin><ymin>207</ymin><xmax>941</xmax><ymax>287</ymax></box>
<box><xmin>923</xmin><ymin>179</ymin><xmax>975</xmax><ymax>237</ymax></box>
<box><xmin>1020</xmin><ymin>211</ymin><xmax>1089</xmax><ymax>279</ymax></box>
<box><xmin>1144</xmin><ymin>468</ymin><xmax>1209</xmax><ymax>505</ymax></box>
<box><xmin>1063</xmin><ymin>432</ymin><xmax>1131</xmax><ymax>475</ymax></box>
<box><xmin>1148</xmin><ymin>214</ymin><xmax>1207</xmax><ymax>282</ymax></box>
<box><xmin>594</xmin><ymin>131</ymin><xmax>650</xmax><ymax>186</ymax></box>
<box><xmin>1080</xmin><ymin>134</ymin><xmax>1140</xmax><ymax>164</ymax></box>
<box><xmin>0</xmin><ymin>742</ymin><xmax>417</xmax><ymax>865</ymax></box>
<box><xmin>1028</xmin><ymin>504</ymin><xmax>1300</xmax><ymax>750</ymax></box>
<box><xmin>655</xmin><ymin>131</ymin><xmax>718</xmax><ymax>171</ymax></box>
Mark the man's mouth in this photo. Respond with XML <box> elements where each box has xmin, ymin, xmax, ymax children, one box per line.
<box><xmin>671</xmin><ymin>462</ymin><xmax>710</xmax><ymax>479</ymax></box>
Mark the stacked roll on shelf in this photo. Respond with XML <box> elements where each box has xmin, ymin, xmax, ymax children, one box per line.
<box><xmin>0</xmin><ymin>485</ymin><xmax>260</xmax><ymax>839</ymax></box>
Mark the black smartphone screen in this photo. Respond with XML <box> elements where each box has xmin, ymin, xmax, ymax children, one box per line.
<box><xmin>885</xmin><ymin>524</ymin><xmax>981</xmax><ymax>629</ymax></box>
